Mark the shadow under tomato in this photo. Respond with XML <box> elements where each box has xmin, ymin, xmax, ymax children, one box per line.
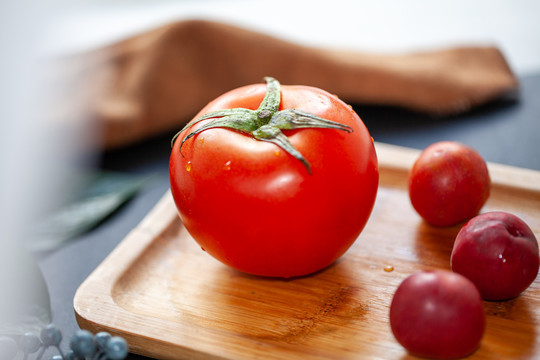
<box><xmin>413</xmin><ymin>220</ymin><xmax>463</xmax><ymax>270</ymax></box>
<box><xmin>200</xmin><ymin>258</ymin><xmax>374</xmax><ymax>348</ymax></box>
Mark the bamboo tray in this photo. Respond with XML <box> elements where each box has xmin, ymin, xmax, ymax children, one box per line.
<box><xmin>74</xmin><ymin>142</ymin><xmax>540</xmax><ymax>359</ymax></box>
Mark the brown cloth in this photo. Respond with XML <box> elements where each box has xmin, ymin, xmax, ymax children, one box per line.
<box><xmin>57</xmin><ymin>19</ymin><xmax>519</xmax><ymax>150</ymax></box>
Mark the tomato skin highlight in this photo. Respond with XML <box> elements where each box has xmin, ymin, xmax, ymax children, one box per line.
<box><xmin>390</xmin><ymin>270</ymin><xmax>485</xmax><ymax>359</ymax></box>
<box><xmin>169</xmin><ymin>82</ymin><xmax>378</xmax><ymax>277</ymax></box>
<box><xmin>408</xmin><ymin>141</ymin><xmax>490</xmax><ymax>227</ymax></box>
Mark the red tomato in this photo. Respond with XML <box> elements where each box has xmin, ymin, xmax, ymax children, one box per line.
<box><xmin>451</xmin><ymin>211</ymin><xmax>540</xmax><ymax>300</ymax></box>
<box><xmin>408</xmin><ymin>141</ymin><xmax>490</xmax><ymax>227</ymax></box>
<box><xmin>390</xmin><ymin>270</ymin><xmax>485</xmax><ymax>359</ymax></box>
<box><xmin>169</xmin><ymin>78</ymin><xmax>378</xmax><ymax>277</ymax></box>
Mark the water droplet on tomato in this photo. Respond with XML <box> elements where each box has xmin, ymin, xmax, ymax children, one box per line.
<box><xmin>224</xmin><ymin>160</ymin><xmax>231</xmax><ymax>171</ymax></box>
<box><xmin>185</xmin><ymin>161</ymin><xmax>192</xmax><ymax>172</ymax></box>
<box><xmin>199</xmin><ymin>137</ymin><xmax>205</xmax><ymax>144</ymax></box>
<box><xmin>384</xmin><ymin>265</ymin><xmax>394</xmax><ymax>272</ymax></box>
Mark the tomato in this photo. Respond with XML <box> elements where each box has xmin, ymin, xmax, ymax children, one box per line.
<box><xmin>169</xmin><ymin>77</ymin><xmax>378</xmax><ymax>277</ymax></box>
<box><xmin>390</xmin><ymin>270</ymin><xmax>485</xmax><ymax>359</ymax></box>
<box><xmin>408</xmin><ymin>141</ymin><xmax>490</xmax><ymax>227</ymax></box>
<box><xmin>451</xmin><ymin>211</ymin><xmax>540</xmax><ymax>300</ymax></box>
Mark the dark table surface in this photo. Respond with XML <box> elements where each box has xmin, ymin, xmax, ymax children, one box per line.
<box><xmin>36</xmin><ymin>73</ymin><xmax>540</xmax><ymax>358</ymax></box>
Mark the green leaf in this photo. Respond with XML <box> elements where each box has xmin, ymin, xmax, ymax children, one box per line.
<box><xmin>0</xmin><ymin>241</ymin><xmax>51</xmax><ymax>335</ymax></box>
<box><xmin>27</xmin><ymin>171</ymin><xmax>152</xmax><ymax>252</ymax></box>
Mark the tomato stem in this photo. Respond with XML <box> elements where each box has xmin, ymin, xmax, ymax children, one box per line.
<box><xmin>172</xmin><ymin>77</ymin><xmax>353</xmax><ymax>173</ymax></box>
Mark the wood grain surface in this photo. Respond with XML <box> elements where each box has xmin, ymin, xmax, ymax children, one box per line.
<box><xmin>74</xmin><ymin>142</ymin><xmax>540</xmax><ymax>359</ymax></box>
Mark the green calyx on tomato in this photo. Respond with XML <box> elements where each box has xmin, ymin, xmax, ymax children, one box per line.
<box><xmin>171</xmin><ymin>77</ymin><xmax>353</xmax><ymax>174</ymax></box>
